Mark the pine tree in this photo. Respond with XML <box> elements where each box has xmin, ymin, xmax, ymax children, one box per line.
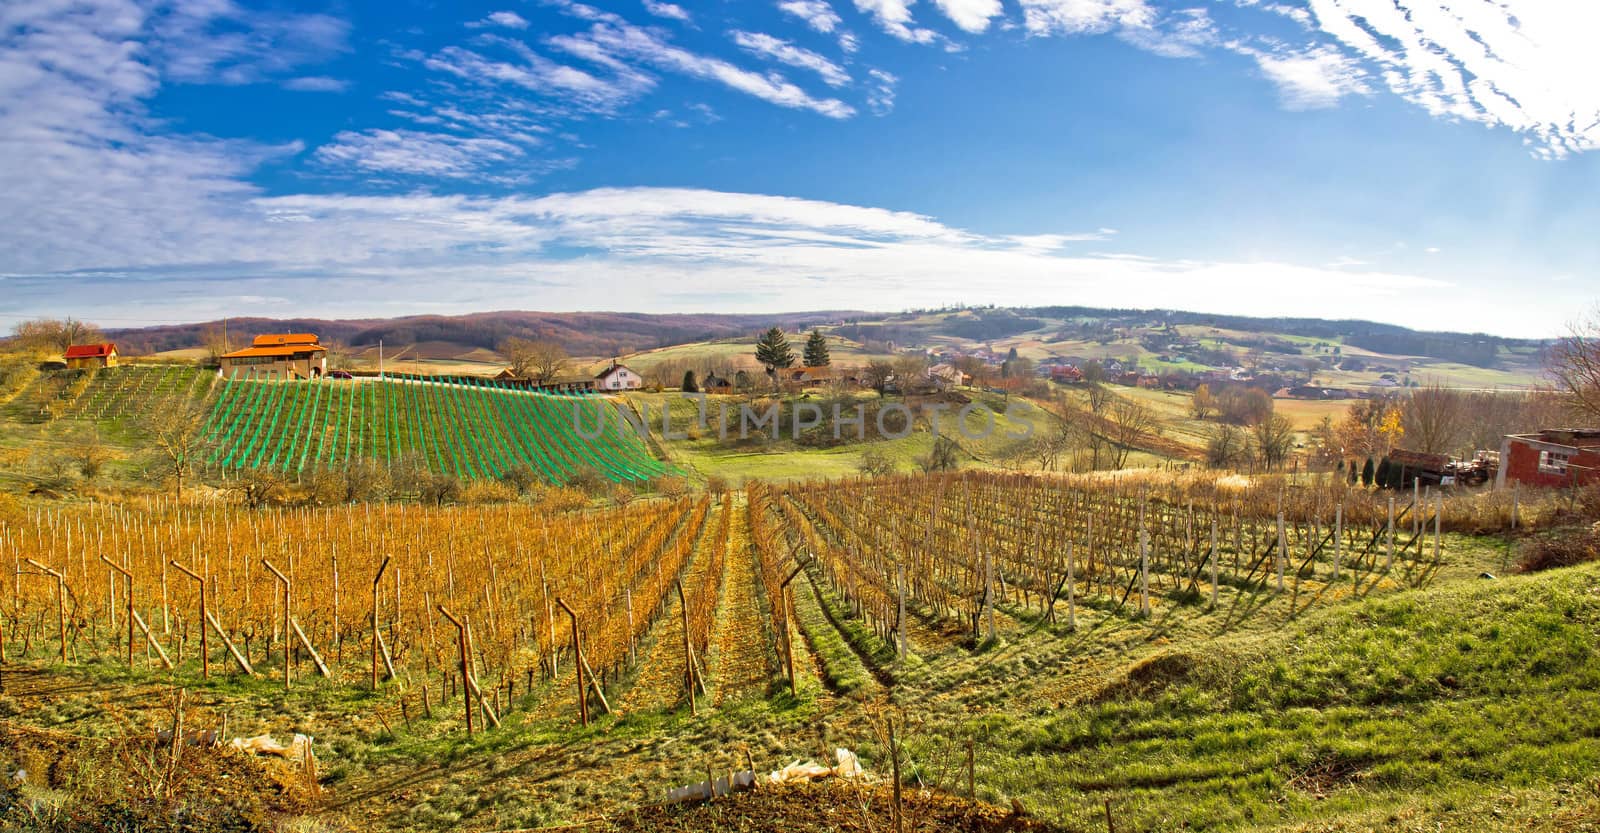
<box><xmin>1348</xmin><ymin>460</ymin><xmax>1359</xmax><ymax>485</ymax></box>
<box><xmin>802</xmin><ymin>329</ymin><xmax>831</xmax><ymax>367</ymax></box>
<box><xmin>1361</xmin><ymin>457</ymin><xmax>1376</xmax><ymax>487</ymax></box>
<box><xmin>681</xmin><ymin>370</ymin><xmax>698</xmax><ymax>393</ymax></box>
<box><xmin>755</xmin><ymin>327</ymin><xmax>795</xmax><ymax>383</ymax></box>
<box><xmin>1374</xmin><ymin>457</ymin><xmax>1391</xmax><ymax>489</ymax></box>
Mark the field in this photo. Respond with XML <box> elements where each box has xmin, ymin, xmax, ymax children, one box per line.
<box><xmin>204</xmin><ymin>375</ymin><xmax>667</xmax><ymax>483</ymax></box>
<box><xmin>3</xmin><ymin>472</ymin><xmax>1593</xmax><ymax>831</ymax></box>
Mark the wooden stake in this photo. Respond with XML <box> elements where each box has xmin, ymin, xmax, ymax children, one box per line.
<box><xmin>555</xmin><ymin>597</ymin><xmax>587</xmax><ymax>727</ymax></box>
<box><xmin>169</xmin><ymin>560</ymin><xmax>207</xmax><ymax>678</ymax></box>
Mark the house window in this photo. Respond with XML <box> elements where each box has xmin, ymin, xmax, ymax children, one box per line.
<box><xmin>1538</xmin><ymin>449</ymin><xmax>1570</xmax><ymax>475</ymax></box>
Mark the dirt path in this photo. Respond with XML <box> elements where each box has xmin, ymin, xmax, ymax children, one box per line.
<box><xmin>712</xmin><ymin>492</ymin><xmax>771</xmax><ymax>705</ymax></box>
<box><xmin>619</xmin><ymin>501</ymin><xmax>719</xmax><ymax>713</ymax></box>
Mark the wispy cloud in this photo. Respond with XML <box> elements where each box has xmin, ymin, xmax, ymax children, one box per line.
<box><xmin>551</xmin><ymin>8</ymin><xmax>855</xmax><ymax>118</ymax></box>
<box><xmin>777</xmin><ymin>0</ymin><xmax>842</xmax><ymax>33</ymax></box>
<box><xmin>931</xmin><ymin>0</ymin><xmax>1003</xmax><ymax>34</ymax></box>
<box><xmin>731</xmin><ymin>31</ymin><xmax>850</xmax><ymax>87</ymax></box>
<box><xmin>642</xmin><ymin>0</ymin><xmax>691</xmax><ymax>22</ymax></box>
<box><xmin>1243</xmin><ymin>43</ymin><xmax>1370</xmax><ymax>110</ymax></box>
<box><xmin>865</xmin><ymin>69</ymin><xmax>897</xmax><ymax>115</ymax></box>
<box><xmin>467</xmin><ymin>11</ymin><xmax>531</xmax><ymax>30</ymax></box>
<box><xmin>283</xmin><ymin>75</ymin><xmax>348</xmax><ymax>92</ymax></box>
<box><xmin>852</xmin><ymin>0</ymin><xmax>941</xmax><ymax>45</ymax></box>
<box><xmin>312</xmin><ymin>129</ymin><xmax>530</xmax><ymax>178</ymax></box>
<box><xmin>1305</xmin><ymin>0</ymin><xmax>1600</xmax><ymax>157</ymax></box>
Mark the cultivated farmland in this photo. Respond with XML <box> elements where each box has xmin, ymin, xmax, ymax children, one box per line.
<box><xmin>4</xmin><ymin>471</ymin><xmax>1575</xmax><ymax>832</ymax></box>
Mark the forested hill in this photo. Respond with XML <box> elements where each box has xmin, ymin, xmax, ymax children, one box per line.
<box><xmin>106</xmin><ymin>311</ymin><xmax>862</xmax><ymax>356</ymax></box>
<box><xmin>99</xmin><ymin>306</ymin><xmax>1550</xmax><ymax>368</ymax></box>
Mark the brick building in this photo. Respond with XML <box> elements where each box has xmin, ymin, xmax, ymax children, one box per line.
<box><xmin>1496</xmin><ymin>429</ymin><xmax>1600</xmax><ymax>490</ymax></box>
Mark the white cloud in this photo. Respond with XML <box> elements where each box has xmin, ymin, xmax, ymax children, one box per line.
<box><xmin>1247</xmin><ymin>44</ymin><xmax>1370</xmax><ymax>110</ymax></box>
<box><xmin>423</xmin><ymin>41</ymin><xmax>652</xmax><ymax>113</ymax></box>
<box><xmin>468</xmin><ymin>11</ymin><xmax>531</xmax><ymax>29</ymax></box>
<box><xmin>852</xmin><ymin>0</ymin><xmax>941</xmax><ymax>44</ymax></box>
<box><xmin>312</xmin><ymin>129</ymin><xmax>529</xmax><ymax>178</ymax></box>
<box><xmin>931</xmin><ymin>0</ymin><xmax>1003</xmax><ymax>34</ymax></box>
<box><xmin>1017</xmin><ymin>0</ymin><xmax>1155</xmax><ymax>37</ymax></box>
<box><xmin>865</xmin><ymin>69</ymin><xmax>897</xmax><ymax>115</ymax></box>
<box><xmin>1018</xmin><ymin>0</ymin><xmax>1215</xmax><ymax>58</ymax></box>
<box><xmin>553</xmin><ymin>17</ymin><xmax>855</xmax><ymax>118</ymax></box>
<box><xmin>731</xmin><ymin>31</ymin><xmax>850</xmax><ymax>87</ymax></box>
<box><xmin>153</xmin><ymin>2</ymin><xmax>349</xmax><ymax>85</ymax></box>
<box><xmin>777</xmin><ymin>0</ymin><xmax>842</xmax><ymax>33</ymax></box>
<box><xmin>283</xmin><ymin>75</ymin><xmax>348</xmax><ymax>92</ymax></box>
<box><xmin>1305</xmin><ymin>0</ymin><xmax>1600</xmax><ymax>157</ymax></box>
<box><xmin>642</xmin><ymin>0</ymin><xmax>691</xmax><ymax>21</ymax></box>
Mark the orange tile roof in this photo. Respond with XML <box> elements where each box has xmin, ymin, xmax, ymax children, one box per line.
<box><xmin>251</xmin><ymin>333</ymin><xmax>320</xmax><ymax>347</ymax></box>
<box><xmin>222</xmin><ymin>345</ymin><xmax>327</xmax><ymax>359</ymax></box>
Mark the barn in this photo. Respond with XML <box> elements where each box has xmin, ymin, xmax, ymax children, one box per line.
<box><xmin>64</xmin><ymin>343</ymin><xmax>119</xmax><ymax>369</ymax></box>
<box><xmin>1496</xmin><ymin>429</ymin><xmax>1600</xmax><ymax>490</ymax></box>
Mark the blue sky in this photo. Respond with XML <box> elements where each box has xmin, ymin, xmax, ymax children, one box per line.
<box><xmin>1</xmin><ymin>0</ymin><xmax>1596</xmax><ymax>337</ymax></box>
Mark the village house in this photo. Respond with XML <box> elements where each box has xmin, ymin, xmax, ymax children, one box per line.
<box><xmin>702</xmin><ymin>371</ymin><xmax>733</xmax><ymax>392</ymax></box>
<box><xmin>1496</xmin><ymin>429</ymin><xmax>1600</xmax><ymax>490</ymax></box>
<box><xmin>219</xmin><ymin>334</ymin><xmax>327</xmax><ymax>380</ymax></box>
<box><xmin>927</xmin><ymin>363</ymin><xmax>968</xmax><ymax>388</ymax></box>
<box><xmin>594</xmin><ymin>361</ymin><xmax>643</xmax><ymax>391</ymax></box>
<box><xmin>789</xmin><ymin>366</ymin><xmax>834</xmax><ymax>385</ymax></box>
<box><xmin>64</xmin><ymin>343</ymin><xmax>119</xmax><ymax>369</ymax></box>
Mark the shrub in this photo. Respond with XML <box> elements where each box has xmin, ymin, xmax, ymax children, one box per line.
<box><xmin>461</xmin><ymin>479</ymin><xmax>517</xmax><ymax>504</ymax></box>
<box><xmin>565</xmin><ymin>467</ymin><xmax>609</xmax><ymax>496</ymax></box>
<box><xmin>1517</xmin><ymin>525</ymin><xmax>1600</xmax><ymax>573</ymax></box>
<box><xmin>858</xmin><ymin>450</ymin><xmax>896</xmax><ymax>477</ymax></box>
<box><xmin>419</xmin><ymin>473</ymin><xmax>462</xmax><ymax>506</ymax></box>
<box><xmin>705</xmin><ymin>475</ymin><xmax>729</xmax><ymax>495</ymax></box>
<box><xmin>499</xmin><ymin>463</ymin><xmax>540</xmax><ymax>494</ymax></box>
<box><xmin>655</xmin><ymin>475</ymin><xmax>689</xmax><ymax>497</ymax></box>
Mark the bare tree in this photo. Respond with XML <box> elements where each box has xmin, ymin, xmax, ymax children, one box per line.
<box><xmin>1106</xmin><ymin>395</ymin><xmax>1160</xmax><ymax>469</ymax></box>
<box><xmin>1206</xmin><ymin>423</ymin><xmax>1248</xmax><ymax>469</ymax></box>
<box><xmin>11</xmin><ymin>317</ymin><xmax>102</xmax><ymax>355</ymax></box>
<box><xmin>499</xmin><ymin>337</ymin><xmax>569</xmax><ymax>382</ymax></box>
<box><xmin>862</xmin><ymin>360</ymin><xmax>895</xmax><ymax>393</ymax></box>
<box><xmin>1252</xmin><ymin>413</ymin><xmax>1295</xmax><ymax>470</ymax></box>
<box><xmin>1190</xmin><ymin>383</ymin><xmax>1216</xmax><ymax>420</ymax></box>
<box><xmin>145</xmin><ymin>396</ymin><xmax>209</xmax><ymax>500</ymax></box>
<box><xmin>1549</xmin><ymin>308</ymin><xmax>1600</xmax><ymax>421</ymax></box>
<box><xmin>1401</xmin><ymin>383</ymin><xmax>1471</xmax><ymax>456</ymax></box>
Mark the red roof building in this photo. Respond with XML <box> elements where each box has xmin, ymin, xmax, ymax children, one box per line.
<box><xmin>64</xmin><ymin>343</ymin><xmax>119</xmax><ymax>369</ymax></box>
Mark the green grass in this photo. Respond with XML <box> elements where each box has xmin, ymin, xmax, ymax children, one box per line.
<box><xmin>957</xmin><ymin>561</ymin><xmax>1600</xmax><ymax>831</ymax></box>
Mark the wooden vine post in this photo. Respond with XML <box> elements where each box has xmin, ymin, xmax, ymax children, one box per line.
<box><xmin>437</xmin><ymin>605</ymin><xmax>474</xmax><ymax>735</ymax></box>
<box><xmin>23</xmin><ymin>559</ymin><xmax>67</xmax><ymax>664</ymax></box>
<box><xmin>674</xmin><ymin>580</ymin><xmax>697</xmax><ymax>716</ymax></box>
<box><xmin>262</xmin><ymin>559</ymin><xmax>293</xmax><ymax>690</ymax></box>
<box><xmin>372</xmin><ymin>556</ymin><xmax>391</xmax><ymax>691</ymax></box>
<box><xmin>555</xmin><ymin>597</ymin><xmax>588</xmax><ymax>727</ymax></box>
<box><xmin>98</xmin><ymin>556</ymin><xmax>135</xmax><ymax>668</ymax></box>
<box><xmin>169</xmin><ymin>560</ymin><xmax>208</xmax><ymax>678</ymax></box>
<box><xmin>779</xmin><ymin>564</ymin><xmax>806</xmax><ymax>697</ymax></box>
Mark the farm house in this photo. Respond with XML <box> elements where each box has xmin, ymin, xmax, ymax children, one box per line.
<box><xmin>219</xmin><ymin>333</ymin><xmax>328</xmax><ymax>380</ymax></box>
<box><xmin>1496</xmin><ymin>429</ymin><xmax>1600</xmax><ymax>490</ymax></box>
<box><xmin>595</xmin><ymin>361</ymin><xmax>642</xmax><ymax>391</ymax></box>
<box><xmin>64</xmin><ymin>342</ymin><xmax>119</xmax><ymax>369</ymax></box>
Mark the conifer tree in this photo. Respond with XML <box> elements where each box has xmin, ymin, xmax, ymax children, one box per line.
<box><xmin>802</xmin><ymin>329</ymin><xmax>831</xmax><ymax>367</ymax></box>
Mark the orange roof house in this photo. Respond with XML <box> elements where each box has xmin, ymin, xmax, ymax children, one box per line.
<box><xmin>64</xmin><ymin>343</ymin><xmax>119</xmax><ymax>369</ymax></box>
<box><xmin>219</xmin><ymin>334</ymin><xmax>328</xmax><ymax>380</ymax></box>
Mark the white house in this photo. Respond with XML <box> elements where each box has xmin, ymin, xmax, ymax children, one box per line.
<box><xmin>595</xmin><ymin>361</ymin><xmax>643</xmax><ymax>391</ymax></box>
